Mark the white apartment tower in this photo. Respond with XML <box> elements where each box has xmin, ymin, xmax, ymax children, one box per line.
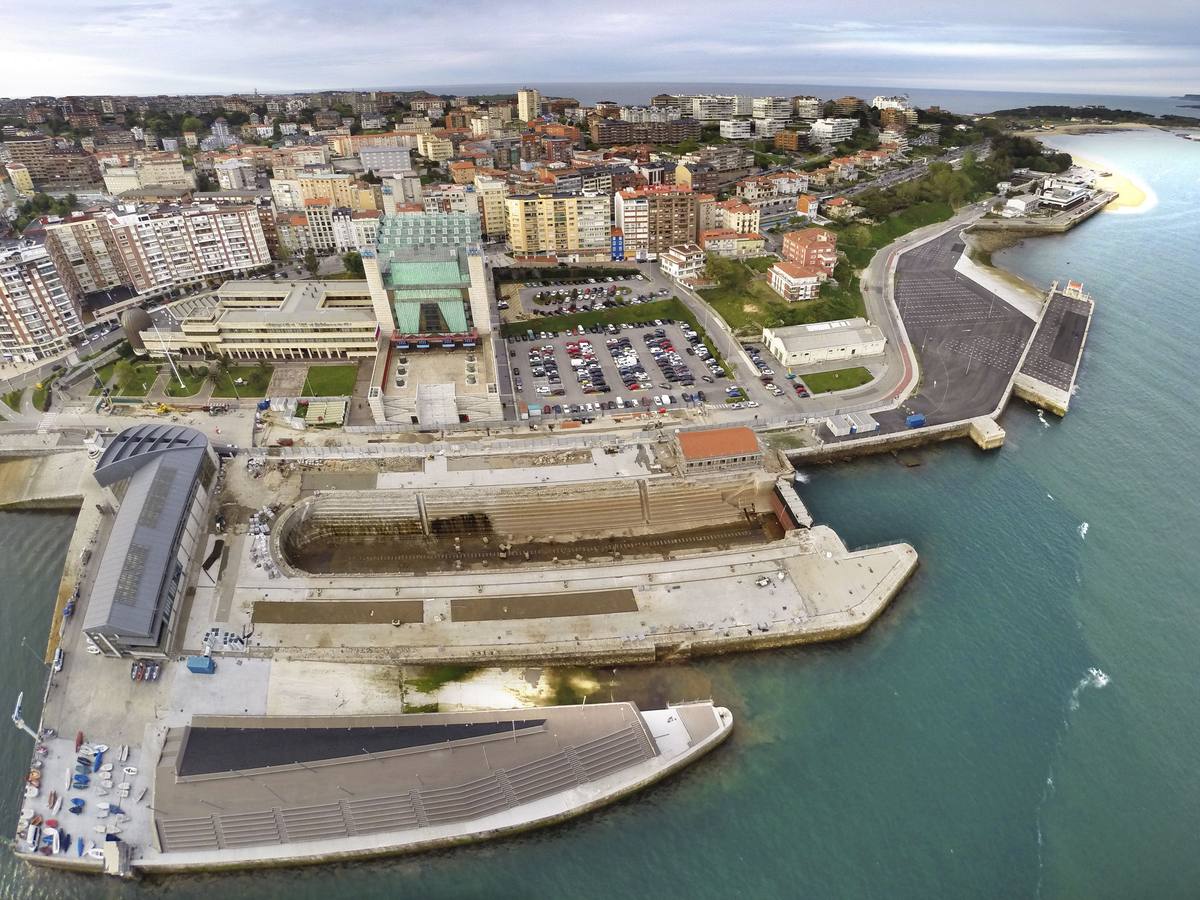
<box><xmin>517</xmin><ymin>88</ymin><xmax>542</xmax><ymax>122</ymax></box>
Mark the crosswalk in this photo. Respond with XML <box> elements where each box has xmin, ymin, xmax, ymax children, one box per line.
<box><xmin>36</xmin><ymin>411</ymin><xmax>58</xmax><ymax>434</ymax></box>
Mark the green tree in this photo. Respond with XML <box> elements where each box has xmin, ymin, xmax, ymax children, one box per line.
<box><xmin>341</xmin><ymin>251</ymin><xmax>365</xmax><ymax>278</ymax></box>
<box><xmin>181</xmin><ymin>115</ymin><xmax>204</xmax><ymax>134</ymax></box>
<box><xmin>303</xmin><ymin>248</ymin><xmax>320</xmax><ymax>277</ymax></box>
<box><xmin>113</xmin><ymin>359</ymin><xmax>136</xmax><ymax>394</ymax></box>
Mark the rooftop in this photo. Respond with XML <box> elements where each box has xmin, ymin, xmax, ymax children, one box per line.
<box><xmin>676</xmin><ymin>426</ymin><xmax>761</xmax><ymax>461</ymax></box>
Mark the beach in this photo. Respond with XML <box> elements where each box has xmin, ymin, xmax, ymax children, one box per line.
<box><xmin>1068</xmin><ymin>152</ymin><xmax>1152</xmax><ymax>211</ymax></box>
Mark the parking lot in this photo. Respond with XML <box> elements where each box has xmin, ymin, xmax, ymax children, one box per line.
<box><xmin>506</xmin><ymin>318</ymin><xmax>734</xmax><ymax>419</ymax></box>
<box><xmin>507</xmin><ymin>274</ymin><xmax>670</xmax><ymax>320</ymax></box>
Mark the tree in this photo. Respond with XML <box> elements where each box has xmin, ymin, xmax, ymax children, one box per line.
<box><xmin>113</xmin><ymin>359</ymin><xmax>136</xmax><ymax>394</ymax></box>
<box><xmin>181</xmin><ymin>115</ymin><xmax>204</xmax><ymax>134</ymax></box>
<box><xmin>303</xmin><ymin>248</ymin><xmax>320</xmax><ymax>278</ymax></box>
<box><xmin>341</xmin><ymin>251</ymin><xmax>365</xmax><ymax>278</ymax></box>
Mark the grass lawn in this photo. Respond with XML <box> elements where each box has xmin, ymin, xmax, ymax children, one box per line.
<box><xmin>211</xmin><ymin>364</ymin><xmax>272</xmax><ymax>398</ymax></box>
<box><xmin>836</xmin><ymin>201</ymin><xmax>955</xmax><ymax>269</ymax></box>
<box><xmin>323</xmin><ymin>271</ymin><xmax>364</xmax><ymax>280</ymax></box>
<box><xmin>88</xmin><ymin>361</ymin><xmax>117</xmax><ymax>395</ymax></box>
<box><xmin>2</xmin><ymin>389</ymin><xmax>23</xmax><ymax>410</ymax></box>
<box><xmin>742</xmin><ymin>256</ymin><xmax>778</xmax><ymax>273</ymax></box>
<box><xmin>801</xmin><ymin>367</ymin><xmax>875</xmax><ymax>393</ymax></box>
<box><xmin>302</xmin><ymin>364</ymin><xmax>359</xmax><ymax>396</ymax></box>
<box><xmin>163</xmin><ymin>367</ymin><xmax>209</xmax><ymax>397</ymax></box>
<box><xmin>502</xmin><ymin>297</ymin><xmax>730</xmax><ymax>376</ymax></box>
<box><xmin>113</xmin><ymin>363</ymin><xmax>160</xmax><ymax>397</ymax></box>
<box><xmin>31</xmin><ymin>374</ymin><xmax>60</xmax><ymax>412</ymax></box>
<box><xmin>699</xmin><ymin>258</ymin><xmax>866</xmax><ymax>335</ymax></box>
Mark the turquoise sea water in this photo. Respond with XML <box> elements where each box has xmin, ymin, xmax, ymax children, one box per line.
<box><xmin>1</xmin><ymin>127</ymin><xmax>1197</xmax><ymax>898</ymax></box>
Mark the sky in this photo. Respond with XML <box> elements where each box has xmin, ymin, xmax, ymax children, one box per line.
<box><xmin>2</xmin><ymin>0</ymin><xmax>1198</xmax><ymax>98</ymax></box>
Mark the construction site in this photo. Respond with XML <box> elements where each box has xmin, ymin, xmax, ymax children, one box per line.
<box><xmin>175</xmin><ymin>430</ymin><xmax>919</xmax><ymax>667</ymax></box>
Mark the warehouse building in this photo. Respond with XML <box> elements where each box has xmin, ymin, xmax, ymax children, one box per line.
<box><xmin>675</xmin><ymin>426</ymin><xmax>764</xmax><ymax>473</ymax></box>
<box><xmin>762</xmin><ymin>318</ymin><xmax>886</xmax><ymax>367</ymax></box>
<box><xmin>83</xmin><ymin>425</ymin><xmax>218</xmax><ymax>658</ymax></box>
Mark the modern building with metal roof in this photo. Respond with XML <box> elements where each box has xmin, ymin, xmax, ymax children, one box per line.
<box><xmin>84</xmin><ymin>425</ymin><xmax>218</xmax><ymax>658</ymax></box>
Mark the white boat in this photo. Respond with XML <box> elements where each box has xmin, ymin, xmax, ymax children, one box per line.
<box><xmin>97</xmin><ymin>802</ymin><xmax>110</xmax><ymax>812</ymax></box>
<box><xmin>87</xmin><ymin>847</ymin><xmax>105</xmax><ymax>860</ymax></box>
<box><xmin>23</xmin><ymin>785</ymin><xmax>38</xmax><ymax>799</ymax></box>
<box><xmin>49</xmin><ymin>793</ymin><xmax>62</xmax><ymax>814</ymax></box>
<box><xmin>44</xmin><ymin>826</ymin><xmax>61</xmax><ymax>855</ymax></box>
<box><xmin>122</xmin><ymin>766</ymin><xmax>138</xmax><ymax>776</ymax></box>
<box><xmin>91</xmin><ymin>744</ymin><xmax>109</xmax><ymax>753</ymax></box>
<box><xmin>117</xmin><ymin>782</ymin><xmax>131</xmax><ymax>791</ymax></box>
<box><xmin>99</xmin><ymin>763</ymin><xmax>113</xmax><ymax>772</ymax></box>
<box><xmin>92</xmin><ymin>825</ymin><xmax>107</xmax><ymax>834</ymax></box>
<box><xmin>119</xmin><ymin>745</ymin><xmax>129</xmax><ymax>763</ymax></box>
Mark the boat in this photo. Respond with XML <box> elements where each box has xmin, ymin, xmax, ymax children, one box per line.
<box><xmin>92</xmin><ymin>744</ymin><xmax>108</xmax><ymax>753</ymax></box>
<box><xmin>48</xmin><ymin>791</ymin><xmax>60</xmax><ymax>814</ymax></box>
<box><xmin>25</xmin><ymin>824</ymin><xmax>40</xmax><ymax>848</ymax></box>
<box><xmin>122</xmin><ymin>766</ymin><xmax>138</xmax><ymax>776</ymax></box>
<box><xmin>52</xmin><ymin>648</ymin><xmax>63</xmax><ymax>672</ymax></box>
<box><xmin>76</xmin><ymin>837</ymin><xmax>84</xmax><ymax>857</ymax></box>
<box><xmin>99</xmin><ymin>763</ymin><xmax>113</xmax><ymax>773</ymax></box>
<box><xmin>87</xmin><ymin>847</ymin><xmax>105</xmax><ymax>860</ymax></box>
<box><xmin>92</xmin><ymin>751</ymin><xmax>104</xmax><ymax>772</ymax></box>
<box><xmin>130</xmin><ymin>662</ymin><xmax>139</xmax><ymax>681</ymax></box>
<box><xmin>24</xmin><ymin>785</ymin><xmax>39</xmax><ymax>799</ymax></box>
<box><xmin>43</xmin><ymin>826</ymin><xmax>60</xmax><ymax>855</ymax></box>
<box><xmin>119</xmin><ymin>745</ymin><xmax>128</xmax><ymax>763</ymax></box>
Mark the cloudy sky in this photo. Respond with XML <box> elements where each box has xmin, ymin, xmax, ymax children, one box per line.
<box><xmin>3</xmin><ymin>0</ymin><xmax>1198</xmax><ymax>98</ymax></box>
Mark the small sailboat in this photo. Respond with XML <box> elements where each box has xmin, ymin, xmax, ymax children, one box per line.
<box><xmin>122</xmin><ymin>766</ymin><xmax>138</xmax><ymax>776</ymax></box>
<box><xmin>91</xmin><ymin>751</ymin><xmax>104</xmax><ymax>773</ymax></box>
<box><xmin>87</xmin><ymin>847</ymin><xmax>105</xmax><ymax>860</ymax></box>
<box><xmin>48</xmin><ymin>791</ymin><xmax>60</xmax><ymax>814</ymax></box>
<box><xmin>92</xmin><ymin>744</ymin><xmax>108</xmax><ymax>754</ymax></box>
<box><xmin>99</xmin><ymin>763</ymin><xmax>113</xmax><ymax>773</ymax></box>
<box><xmin>76</xmin><ymin>836</ymin><xmax>84</xmax><ymax>856</ymax></box>
<box><xmin>119</xmin><ymin>745</ymin><xmax>129</xmax><ymax>763</ymax></box>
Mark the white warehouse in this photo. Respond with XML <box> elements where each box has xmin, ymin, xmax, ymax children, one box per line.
<box><xmin>762</xmin><ymin>317</ymin><xmax>886</xmax><ymax>367</ymax></box>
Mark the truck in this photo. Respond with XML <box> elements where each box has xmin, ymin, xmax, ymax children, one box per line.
<box><xmin>906</xmin><ymin>413</ymin><xmax>927</xmax><ymax>428</ymax></box>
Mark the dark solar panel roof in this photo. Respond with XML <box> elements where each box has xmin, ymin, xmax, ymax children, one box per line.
<box><xmin>178</xmin><ymin>722</ymin><xmax>548</xmax><ymax>776</ymax></box>
<box><xmin>84</xmin><ymin>425</ymin><xmax>210</xmax><ymax>642</ymax></box>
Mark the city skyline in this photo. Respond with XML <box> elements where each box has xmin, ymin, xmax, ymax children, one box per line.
<box><xmin>2</xmin><ymin>0</ymin><xmax>1198</xmax><ymax>98</ymax></box>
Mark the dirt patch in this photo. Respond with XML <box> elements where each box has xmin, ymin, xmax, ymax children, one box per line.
<box><xmin>252</xmin><ymin>599</ymin><xmax>425</xmax><ymax>625</ymax></box>
<box><xmin>446</xmin><ymin>450</ymin><xmax>590</xmax><ymax>471</ymax></box>
<box><xmin>451</xmin><ymin>589</ymin><xmax>638</xmax><ymax>622</ymax></box>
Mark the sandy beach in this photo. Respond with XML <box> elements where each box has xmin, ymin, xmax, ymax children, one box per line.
<box><xmin>1068</xmin><ymin>153</ymin><xmax>1153</xmax><ymax>212</ymax></box>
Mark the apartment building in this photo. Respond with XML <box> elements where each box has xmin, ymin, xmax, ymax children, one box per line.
<box><xmin>809</xmin><ymin>118</ymin><xmax>858</xmax><ymax>145</ymax></box>
<box><xmin>614</xmin><ymin>185</ymin><xmax>696</xmax><ymax>261</ymax></box>
<box><xmin>516</xmin><ymin>88</ymin><xmax>542</xmax><ymax>122</ymax></box>
<box><xmin>5</xmin><ymin>163</ymin><xmax>34</xmax><ymax>195</ymax></box>
<box><xmin>473</xmin><ymin>174</ymin><xmax>509</xmax><ymax>240</ymax></box>
<box><xmin>359</xmin><ymin>146</ymin><xmax>412</xmax><ymax>175</ymax></box>
<box><xmin>422</xmin><ymin>183</ymin><xmax>481</xmax><ymax>217</ymax></box>
<box><xmin>684</xmin><ymin>95</ymin><xmax>752</xmax><ymax>122</ymax></box>
<box><xmin>331</xmin><ymin>208</ymin><xmax>382</xmax><ymax>252</ymax></box>
<box><xmin>698</xmin><ymin>229</ymin><xmax>765</xmax><ymax>259</ymax></box>
<box><xmin>719</xmin><ymin>119</ymin><xmax>753</xmax><ymax>141</ymax></box>
<box><xmin>4</xmin><ymin>137</ymin><xmax>102</xmax><ymax>189</ymax></box>
<box><xmin>504</xmin><ymin>193</ymin><xmax>612</xmax><ymax>260</ymax></box>
<box><xmin>871</xmin><ymin>95</ymin><xmax>912</xmax><ymax>110</ymax></box>
<box><xmin>716</xmin><ymin>199</ymin><xmax>760</xmax><ymax>234</ymax></box>
<box><xmin>752</xmin><ymin>97</ymin><xmax>792</xmax><ymax>120</ymax></box>
<box><xmin>619</xmin><ymin>105</ymin><xmax>683</xmax><ymax>123</ymax></box>
<box><xmin>416</xmin><ymin>133</ymin><xmax>454</xmax><ymax>162</ymax></box>
<box><xmin>659</xmin><ymin>243</ymin><xmax>707</xmax><ymax>283</ymax></box>
<box><xmin>588</xmin><ymin>118</ymin><xmax>701</xmax><ymax>146</ymax></box>
<box><xmin>768</xmin><ymin>261</ymin><xmax>824</xmax><ymax>301</ymax></box>
<box><xmin>792</xmin><ymin>96</ymin><xmax>823</xmax><ymax>120</ymax></box>
<box><xmin>214</xmin><ymin>159</ymin><xmax>256</xmax><ymax>191</ymax></box>
<box><xmin>781</xmin><ymin>227</ymin><xmax>838</xmax><ymax>276</ymax></box>
<box><xmin>0</xmin><ymin>242</ymin><xmax>85</xmax><ymax>361</ymax></box>
<box><xmin>270</xmin><ymin>173</ymin><xmax>379</xmax><ymax>211</ymax></box>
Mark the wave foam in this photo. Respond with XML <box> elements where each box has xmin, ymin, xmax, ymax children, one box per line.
<box><xmin>1078</xmin><ymin>522</ymin><xmax>1089</xmax><ymax>539</ymax></box>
